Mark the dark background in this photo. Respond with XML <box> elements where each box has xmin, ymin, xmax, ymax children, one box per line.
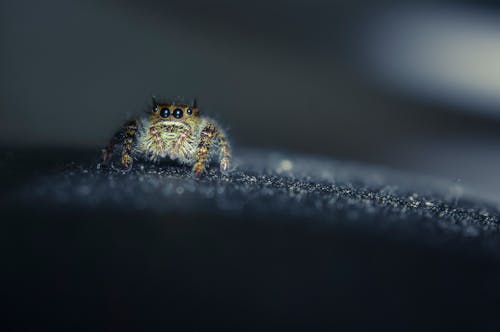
<box><xmin>3</xmin><ymin>0</ymin><xmax>500</xmax><ymax>201</ymax></box>
<box><xmin>3</xmin><ymin>1</ymin><xmax>500</xmax><ymax>330</ymax></box>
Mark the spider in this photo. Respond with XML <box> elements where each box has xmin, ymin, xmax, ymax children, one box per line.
<box><xmin>102</xmin><ymin>96</ymin><xmax>231</xmax><ymax>176</ymax></box>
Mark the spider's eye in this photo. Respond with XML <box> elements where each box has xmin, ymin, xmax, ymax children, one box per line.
<box><xmin>153</xmin><ymin>105</ymin><xmax>158</xmax><ymax>113</ymax></box>
<box><xmin>160</xmin><ymin>107</ymin><xmax>170</xmax><ymax>118</ymax></box>
<box><xmin>187</xmin><ymin>108</ymin><xmax>193</xmax><ymax>115</ymax></box>
<box><xmin>173</xmin><ymin>108</ymin><xmax>183</xmax><ymax>119</ymax></box>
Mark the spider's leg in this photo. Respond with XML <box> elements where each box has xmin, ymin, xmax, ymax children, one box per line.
<box><xmin>217</xmin><ymin>128</ymin><xmax>231</xmax><ymax>174</ymax></box>
<box><xmin>102</xmin><ymin>119</ymin><xmax>138</xmax><ymax>170</ymax></box>
<box><xmin>193</xmin><ymin>123</ymin><xmax>217</xmax><ymax>176</ymax></box>
<box><xmin>102</xmin><ymin>130</ymin><xmax>121</xmax><ymax>162</ymax></box>
<box><xmin>120</xmin><ymin>119</ymin><xmax>139</xmax><ymax>169</ymax></box>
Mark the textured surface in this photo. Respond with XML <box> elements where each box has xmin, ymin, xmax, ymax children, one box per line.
<box><xmin>9</xmin><ymin>148</ymin><xmax>500</xmax><ymax>253</ymax></box>
<box><xmin>3</xmin><ymin>147</ymin><xmax>500</xmax><ymax>330</ymax></box>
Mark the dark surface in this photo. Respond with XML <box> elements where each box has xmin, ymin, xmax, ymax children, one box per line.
<box><xmin>2</xmin><ymin>147</ymin><xmax>500</xmax><ymax>330</ymax></box>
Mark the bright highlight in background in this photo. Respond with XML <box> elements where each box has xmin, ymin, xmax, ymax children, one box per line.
<box><xmin>364</xmin><ymin>4</ymin><xmax>500</xmax><ymax>116</ymax></box>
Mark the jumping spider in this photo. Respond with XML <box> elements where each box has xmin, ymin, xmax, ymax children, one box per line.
<box><xmin>102</xmin><ymin>97</ymin><xmax>231</xmax><ymax>176</ymax></box>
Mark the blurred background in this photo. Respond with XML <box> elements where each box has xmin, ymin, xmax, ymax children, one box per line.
<box><xmin>2</xmin><ymin>0</ymin><xmax>500</xmax><ymax>201</ymax></box>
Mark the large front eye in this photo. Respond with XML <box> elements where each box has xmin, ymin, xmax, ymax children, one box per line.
<box><xmin>160</xmin><ymin>107</ymin><xmax>170</xmax><ymax>118</ymax></box>
<box><xmin>173</xmin><ymin>108</ymin><xmax>183</xmax><ymax>119</ymax></box>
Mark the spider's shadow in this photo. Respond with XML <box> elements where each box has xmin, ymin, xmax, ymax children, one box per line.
<box><xmin>135</xmin><ymin>158</ymin><xmax>221</xmax><ymax>175</ymax></box>
<box><xmin>96</xmin><ymin>155</ymin><xmax>223</xmax><ymax>177</ymax></box>
<box><xmin>133</xmin><ymin>158</ymin><xmax>188</xmax><ymax>173</ymax></box>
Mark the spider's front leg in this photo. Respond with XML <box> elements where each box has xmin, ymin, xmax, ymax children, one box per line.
<box><xmin>193</xmin><ymin>123</ymin><xmax>231</xmax><ymax>176</ymax></box>
<box><xmin>217</xmin><ymin>129</ymin><xmax>231</xmax><ymax>174</ymax></box>
<box><xmin>193</xmin><ymin>123</ymin><xmax>216</xmax><ymax>176</ymax></box>
<box><xmin>102</xmin><ymin>119</ymin><xmax>138</xmax><ymax>170</ymax></box>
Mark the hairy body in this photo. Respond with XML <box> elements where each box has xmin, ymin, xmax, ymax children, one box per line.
<box><xmin>102</xmin><ymin>97</ymin><xmax>231</xmax><ymax>176</ymax></box>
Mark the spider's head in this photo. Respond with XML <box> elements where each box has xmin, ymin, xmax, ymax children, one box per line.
<box><xmin>150</xmin><ymin>96</ymin><xmax>201</xmax><ymax>125</ymax></box>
